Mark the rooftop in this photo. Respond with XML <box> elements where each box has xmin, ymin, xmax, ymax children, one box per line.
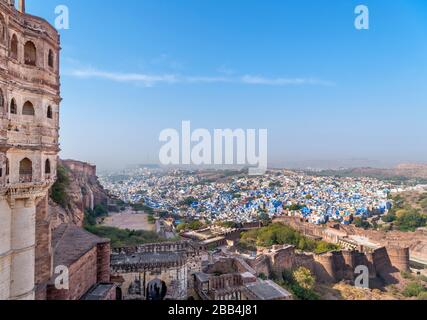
<box><xmin>348</xmin><ymin>235</ymin><xmax>381</xmax><ymax>249</ymax></box>
<box><xmin>81</xmin><ymin>283</ymin><xmax>115</xmax><ymax>300</ymax></box>
<box><xmin>245</xmin><ymin>280</ymin><xmax>292</xmax><ymax>300</ymax></box>
<box><xmin>52</xmin><ymin>224</ymin><xmax>109</xmax><ymax>268</ymax></box>
<box><xmin>111</xmin><ymin>251</ymin><xmax>184</xmax><ymax>266</ymax></box>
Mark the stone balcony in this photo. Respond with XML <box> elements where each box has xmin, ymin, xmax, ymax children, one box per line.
<box><xmin>0</xmin><ymin>174</ymin><xmax>56</xmax><ymax>189</ymax></box>
<box><xmin>19</xmin><ymin>173</ymin><xmax>32</xmax><ymax>183</ymax></box>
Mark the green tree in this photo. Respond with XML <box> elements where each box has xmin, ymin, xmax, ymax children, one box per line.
<box><xmin>288</xmin><ymin>204</ymin><xmax>303</xmax><ymax>211</ymax></box>
<box><xmin>354</xmin><ymin>217</ymin><xmax>372</xmax><ymax>230</ymax></box>
<box><xmin>50</xmin><ymin>165</ymin><xmax>70</xmax><ymax>208</ymax></box>
<box><xmin>403</xmin><ymin>282</ymin><xmax>425</xmax><ymax>297</ymax></box>
<box><xmin>293</xmin><ymin>267</ymin><xmax>315</xmax><ymax>290</ymax></box>
<box><xmin>176</xmin><ymin>223</ymin><xmax>188</xmax><ymax>232</ymax></box>
<box><xmin>418</xmin><ymin>291</ymin><xmax>427</xmax><ymax>300</ymax></box>
<box><xmin>181</xmin><ymin>197</ymin><xmax>198</xmax><ymax>206</ymax></box>
<box><xmin>396</xmin><ymin>210</ymin><xmax>427</xmax><ymax>231</ymax></box>
<box><xmin>84</xmin><ymin>225</ymin><xmax>164</xmax><ymax>248</ymax></box>
<box><xmin>381</xmin><ymin>213</ymin><xmax>397</xmax><ymax>223</ymax></box>
<box><xmin>189</xmin><ymin>220</ymin><xmax>203</xmax><ymax>230</ymax></box>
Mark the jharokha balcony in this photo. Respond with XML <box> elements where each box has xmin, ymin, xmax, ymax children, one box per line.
<box><xmin>19</xmin><ymin>173</ymin><xmax>33</xmax><ymax>183</ymax></box>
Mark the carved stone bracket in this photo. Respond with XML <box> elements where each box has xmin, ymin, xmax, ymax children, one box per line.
<box><xmin>4</xmin><ymin>183</ymin><xmax>50</xmax><ymax>208</ymax></box>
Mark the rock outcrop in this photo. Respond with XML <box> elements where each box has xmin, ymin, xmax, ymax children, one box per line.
<box><xmin>49</xmin><ymin>159</ymin><xmax>110</xmax><ymax>229</ymax></box>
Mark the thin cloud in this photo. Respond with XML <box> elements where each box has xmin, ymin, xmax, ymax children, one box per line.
<box><xmin>68</xmin><ymin>67</ymin><xmax>334</xmax><ymax>87</ymax></box>
<box><xmin>241</xmin><ymin>75</ymin><xmax>335</xmax><ymax>86</ymax></box>
<box><xmin>69</xmin><ymin>69</ymin><xmax>178</xmax><ymax>86</ymax></box>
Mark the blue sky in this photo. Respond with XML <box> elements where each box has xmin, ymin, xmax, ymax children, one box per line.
<box><xmin>28</xmin><ymin>0</ymin><xmax>427</xmax><ymax>170</ymax></box>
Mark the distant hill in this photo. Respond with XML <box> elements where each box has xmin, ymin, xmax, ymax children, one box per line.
<box><xmin>308</xmin><ymin>163</ymin><xmax>427</xmax><ymax>184</ymax></box>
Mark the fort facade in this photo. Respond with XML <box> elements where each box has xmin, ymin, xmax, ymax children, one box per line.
<box><xmin>0</xmin><ymin>0</ymin><xmax>60</xmax><ymax>300</ymax></box>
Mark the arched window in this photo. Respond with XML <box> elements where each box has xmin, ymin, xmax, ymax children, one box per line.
<box><xmin>19</xmin><ymin>158</ymin><xmax>32</xmax><ymax>183</ymax></box>
<box><xmin>24</xmin><ymin>41</ymin><xmax>37</xmax><ymax>66</ymax></box>
<box><xmin>0</xmin><ymin>89</ymin><xmax>4</xmax><ymax>109</ymax></box>
<box><xmin>10</xmin><ymin>34</ymin><xmax>18</xmax><ymax>59</ymax></box>
<box><xmin>10</xmin><ymin>98</ymin><xmax>17</xmax><ymax>114</ymax></box>
<box><xmin>48</xmin><ymin>49</ymin><xmax>54</xmax><ymax>68</ymax></box>
<box><xmin>45</xmin><ymin>159</ymin><xmax>51</xmax><ymax>174</ymax></box>
<box><xmin>5</xmin><ymin>158</ymin><xmax>9</xmax><ymax>176</ymax></box>
<box><xmin>22</xmin><ymin>101</ymin><xmax>35</xmax><ymax>116</ymax></box>
<box><xmin>47</xmin><ymin>105</ymin><xmax>53</xmax><ymax>119</ymax></box>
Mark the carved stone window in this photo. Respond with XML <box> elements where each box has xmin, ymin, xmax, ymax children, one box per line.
<box><xmin>24</xmin><ymin>41</ymin><xmax>37</xmax><ymax>66</ymax></box>
<box><xmin>23</xmin><ymin>101</ymin><xmax>35</xmax><ymax>116</ymax></box>
<box><xmin>19</xmin><ymin>158</ymin><xmax>33</xmax><ymax>183</ymax></box>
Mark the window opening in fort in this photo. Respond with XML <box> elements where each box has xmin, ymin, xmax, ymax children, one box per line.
<box><xmin>48</xmin><ymin>49</ymin><xmax>54</xmax><ymax>68</ymax></box>
<box><xmin>24</xmin><ymin>41</ymin><xmax>37</xmax><ymax>66</ymax></box>
<box><xmin>23</xmin><ymin>101</ymin><xmax>35</xmax><ymax>116</ymax></box>
<box><xmin>10</xmin><ymin>34</ymin><xmax>18</xmax><ymax>59</ymax></box>
<box><xmin>0</xmin><ymin>14</ymin><xmax>5</xmax><ymax>43</ymax></box>
<box><xmin>10</xmin><ymin>98</ymin><xmax>17</xmax><ymax>114</ymax></box>
<box><xmin>0</xmin><ymin>89</ymin><xmax>4</xmax><ymax>110</ymax></box>
<box><xmin>47</xmin><ymin>105</ymin><xmax>53</xmax><ymax>119</ymax></box>
<box><xmin>45</xmin><ymin>159</ymin><xmax>51</xmax><ymax>174</ymax></box>
<box><xmin>19</xmin><ymin>158</ymin><xmax>33</xmax><ymax>183</ymax></box>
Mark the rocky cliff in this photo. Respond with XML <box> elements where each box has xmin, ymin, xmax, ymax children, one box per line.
<box><xmin>49</xmin><ymin>159</ymin><xmax>110</xmax><ymax>229</ymax></box>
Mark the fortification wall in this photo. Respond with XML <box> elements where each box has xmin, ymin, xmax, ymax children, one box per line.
<box><xmin>61</xmin><ymin>159</ymin><xmax>97</xmax><ymax>178</ymax></box>
<box><xmin>250</xmin><ymin>244</ymin><xmax>401</xmax><ymax>285</ymax></box>
<box><xmin>274</xmin><ymin>216</ymin><xmax>413</xmax><ymax>269</ymax></box>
